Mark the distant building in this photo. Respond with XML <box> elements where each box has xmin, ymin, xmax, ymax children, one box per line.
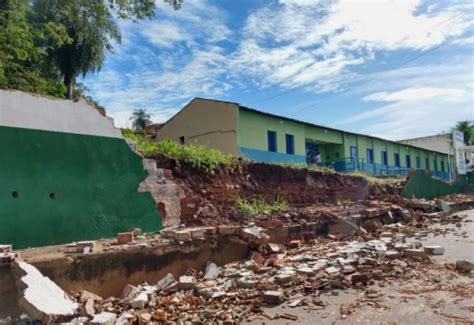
<box><xmin>156</xmin><ymin>98</ymin><xmax>453</xmax><ymax>180</ymax></box>
<box><xmin>144</xmin><ymin>123</ymin><xmax>163</xmax><ymax>138</ymax></box>
<box><xmin>398</xmin><ymin>134</ymin><xmax>453</xmax><ymax>155</ymax></box>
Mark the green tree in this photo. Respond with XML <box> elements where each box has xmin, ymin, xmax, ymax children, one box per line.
<box><xmin>130</xmin><ymin>108</ymin><xmax>152</xmax><ymax>130</ymax></box>
<box><xmin>33</xmin><ymin>0</ymin><xmax>182</xmax><ymax>99</ymax></box>
<box><xmin>453</xmin><ymin>121</ymin><xmax>473</xmax><ymax>145</ymax></box>
<box><xmin>0</xmin><ymin>0</ymin><xmax>66</xmax><ymax>97</ymax></box>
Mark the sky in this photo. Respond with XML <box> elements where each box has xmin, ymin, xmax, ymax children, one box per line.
<box><xmin>84</xmin><ymin>0</ymin><xmax>474</xmax><ymax>141</ymax></box>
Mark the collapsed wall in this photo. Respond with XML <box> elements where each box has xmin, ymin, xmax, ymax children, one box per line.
<box><xmin>144</xmin><ymin>154</ymin><xmax>401</xmax><ymax>227</ymax></box>
<box><xmin>0</xmin><ymin>90</ymin><xmax>161</xmax><ymax>248</ymax></box>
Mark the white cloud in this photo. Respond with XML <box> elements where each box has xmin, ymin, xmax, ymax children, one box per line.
<box><xmin>232</xmin><ymin>0</ymin><xmax>473</xmax><ymax>91</ymax></box>
<box><xmin>340</xmin><ymin>61</ymin><xmax>473</xmax><ymax>140</ymax></box>
<box><xmin>363</xmin><ymin>87</ymin><xmax>466</xmax><ymax>102</ymax></box>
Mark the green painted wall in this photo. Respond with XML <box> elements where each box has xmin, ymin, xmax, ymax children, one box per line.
<box><xmin>402</xmin><ymin>170</ymin><xmax>465</xmax><ymax>200</ymax></box>
<box><xmin>238</xmin><ymin>108</ymin><xmax>450</xmax><ymax>172</ymax></box>
<box><xmin>0</xmin><ymin>126</ymin><xmax>160</xmax><ymax>249</ymax></box>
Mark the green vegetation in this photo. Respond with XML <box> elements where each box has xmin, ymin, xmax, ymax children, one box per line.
<box><xmin>452</xmin><ymin>121</ymin><xmax>473</xmax><ymax>145</ymax></box>
<box><xmin>274</xmin><ymin>162</ymin><xmax>336</xmax><ymax>174</ymax></box>
<box><xmin>348</xmin><ymin>171</ymin><xmax>404</xmax><ymax>185</ymax></box>
<box><xmin>123</xmin><ymin>129</ymin><xmax>235</xmax><ymax>174</ymax></box>
<box><xmin>235</xmin><ymin>196</ymin><xmax>289</xmax><ymax>216</ymax></box>
<box><xmin>0</xmin><ymin>0</ymin><xmax>181</xmax><ymax>99</ymax></box>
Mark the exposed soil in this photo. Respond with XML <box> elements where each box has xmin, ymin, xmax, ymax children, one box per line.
<box><xmin>150</xmin><ymin>154</ymin><xmax>403</xmax><ymax>227</ymax></box>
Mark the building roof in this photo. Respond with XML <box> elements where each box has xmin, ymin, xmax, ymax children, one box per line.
<box><xmin>169</xmin><ymin>97</ymin><xmax>450</xmax><ymax>156</ymax></box>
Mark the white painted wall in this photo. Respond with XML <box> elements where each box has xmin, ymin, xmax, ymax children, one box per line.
<box><xmin>0</xmin><ymin>89</ymin><xmax>121</xmax><ymax>138</ymax></box>
<box><xmin>399</xmin><ymin>134</ymin><xmax>453</xmax><ymax>155</ymax></box>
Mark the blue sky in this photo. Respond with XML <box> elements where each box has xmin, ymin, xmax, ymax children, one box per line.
<box><xmin>84</xmin><ymin>0</ymin><xmax>474</xmax><ymax>140</ymax></box>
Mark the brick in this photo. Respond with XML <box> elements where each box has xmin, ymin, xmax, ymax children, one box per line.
<box><xmin>350</xmin><ymin>272</ymin><xmax>368</xmax><ymax>285</ymax></box>
<box><xmin>262</xmin><ymin>291</ymin><xmax>284</xmax><ymax>305</ymax></box>
<box><xmin>116</xmin><ymin>232</ymin><xmax>133</xmax><ymax>245</ymax></box>
<box><xmin>76</xmin><ymin>241</ymin><xmax>95</xmax><ymax>253</ymax></box>
<box><xmin>163</xmin><ymin>169</ymin><xmax>173</xmax><ymax>180</ymax></box>
<box><xmin>288</xmin><ymin>240</ymin><xmax>302</xmax><ymax>248</ymax></box>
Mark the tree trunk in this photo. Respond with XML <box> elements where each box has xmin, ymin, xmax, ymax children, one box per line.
<box><xmin>64</xmin><ymin>72</ymin><xmax>74</xmax><ymax>100</ymax></box>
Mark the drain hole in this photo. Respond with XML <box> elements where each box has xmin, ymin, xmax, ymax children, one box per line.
<box><xmin>49</xmin><ymin>192</ymin><xmax>56</xmax><ymax>200</ymax></box>
<box><xmin>11</xmin><ymin>191</ymin><xmax>19</xmax><ymax>198</ymax></box>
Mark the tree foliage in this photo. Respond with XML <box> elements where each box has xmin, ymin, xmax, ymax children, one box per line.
<box><xmin>130</xmin><ymin>108</ymin><xmax>152</xmax><ymax>130</ymax></box>
<box><xmin>0</xmin><ymin>0</ymin><xmax>182</xmax><ymax>100</ymax></box>
<box><xmin>453</xmin><ymin>120</ymin><xmax>474</xmax><ymax>145</ymax></box>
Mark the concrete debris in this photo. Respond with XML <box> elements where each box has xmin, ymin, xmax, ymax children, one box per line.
<box><xmin>423</xmin><ymin>245</ymin><xmax>445</xmax><ymax>255</ymax></box>
<box><xmin>12</xmin><ymin>261</ymin><xmax>78</xmax><ymax>322</ymax></box>
<box><xmin>120</xmin><ymin>284</ymin><xmax>139</xmax><ymax>300</ymax></box>
<box><xmin>203</xmin><ymin>262</ymin><xmax>220</xmax><ymax>280</ymax></box>
<box><xmin>455</xmin><ymin>260</ymin><xmax>474</xmax><ymax>273</ymax></box>
<box><xmin>90</xmin><ymin>312</ymin><xmax>116</xmax><ymax>325</ymax></box>
<box><xmin>156</xmin><ymin>273</ymin><xmax>177</xmax><ymax>292</ymax></box>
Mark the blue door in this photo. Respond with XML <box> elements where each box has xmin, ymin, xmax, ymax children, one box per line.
<box><xmin>350</xmin><ymin>146</ymin><xmax>358</xmax><ymax>160</ymax></box>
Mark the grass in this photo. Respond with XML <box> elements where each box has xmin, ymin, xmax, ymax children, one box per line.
<box><xmin>348</xmin><ymin>171</ymin><xmax>405</xmax><ymax>185</ymax></box>
<box><xmin>274</xmin><ymin>162</ymin><xmax>336</xmax><ymax>174</ymax></box>
<box><xmin>235</xmin><ymin>196</ymin><xmax>289</xmax><ymax>216</ymax></box>
<box><xmin>122</xmin><ymin>129</ymin><xmax>235</xmax><ymax>174</ymax></box>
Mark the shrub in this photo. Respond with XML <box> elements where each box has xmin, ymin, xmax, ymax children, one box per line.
<box><xmin>122</xmin><ymin>129</ymin><xmax>235</xmax><ymax>174</ymax></box>
<box><xmin>235</xmin><ymin>196</ymin><xmax>289</xmax><ymax>216</ymax></box>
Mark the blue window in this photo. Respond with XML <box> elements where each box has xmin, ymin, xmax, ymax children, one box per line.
<box><xmin>405</xmin><ymin>155</ymin><xmax>411</xmax><ymax>168</ymax></box>
<box><xmin>350</xmin><ymin>146</ymin><xmax>358</xmax><ymax>159</ymax></box>
<box><xmin>441</xmin><ymin>161</ymin><xmax>445</xmax><ymax>172</ymax></box>
<box><xmin>381</xmin><ymin>151</ymin><xmax>388</xmax><ymax>165</ymax></box>
<box><xmin>285</xmin><ymin>134</ymin><xmax>294</xmax><ymax>154</ymax></box>
<box><xmin>416</xmin><ymin>157</ymin><xmax>421</xmax><ymax>169</ymax></box>
<box><xmin>434</xmin><ymin>159</ymin><xmax>438</xmax><ymax>171</ymax></box>
<box><xmin>267</xmin><ymin>131</ymin><xmax>277</xmax><ymax>152</ymax></box>
<box><xmin>366</xmin><ymin>148</ymin><xmax>374</xmax><ymax>163</ymax></box>
<box><xmin>425</xmin><ymin>158</ymin><xmax>430</xmax><ymax>170</ymax></box>
<box><xmin>394</xmin><ymin>153</ymin><xmax>400</xmax><ymax>167</ymax></box>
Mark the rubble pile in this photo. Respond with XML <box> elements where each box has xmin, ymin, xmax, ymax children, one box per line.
<box><xmin>66</xmin><ymin>226</ymin><xmax>454</xmax><ymax>324</ymax></box>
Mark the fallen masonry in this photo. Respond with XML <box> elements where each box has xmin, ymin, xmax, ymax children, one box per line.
<box><xmin>7</xmin><ymin>218</ymin><xmax>468</xmax><ymax>324</ymax></box>
<box><xmin>2</xmin><ymin>193</ymin><xmax>473</xmax><ymax>323</ymax></box>
<box><xmin>12</xmin><ymin>261</ymin><xmax>78</xmax><ymax>322</ymax></box>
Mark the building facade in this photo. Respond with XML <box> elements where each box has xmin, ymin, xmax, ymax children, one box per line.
<box><xmin>156</xmin><ymin>98</ymin><xmax>453</xmax><ymax>180</ymax></box>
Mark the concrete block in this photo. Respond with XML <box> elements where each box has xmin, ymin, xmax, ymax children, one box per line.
<box><xmin>130</xmin><ymin>292</ymin><xmax>148</xmax><ymax>309</ymax></box>
<box><xmin>403</xmin><ymin>249</ymin><xmax>427</xmax><ymax>259</ymax></box>
<box><xmin>179</xmin><ymin>276</ymin><xmax>196</xmax><ymax>290</ymax></box>
<box><xmin>90</xmin><ymin>312</ymin><xmax>117</xmax><ymax>325</ymax></box>
<box><xmin>120</xmin><ymin>284</ymin><xmax>139</xmax><ymax>300</ymax></box>
<box><xmin>76</xmin><ymin>241</ymin><xmax>95</xmax><ymax>253</ymax></box>
<box><xmin>455</xmin><ymin>260</ymin><xmax>474</xmax><ymax>273</ymax></box>
<box><xmin>325</xmin><ymin>266</ymin><xmax>340</xmax><ymax>276</ymax></box>
<box><xmin>262</xmin><ymin>291</ymin><xmax>284</xmax><ymax>305</ymax></box>
<box><xmin>203</xmin><ymin>262</ymin><xmax>220</xmax><ymax>280</ymax></box>
<box><xmin>173</xmin><ymin>230</ymin><xmax>192</xmax><ymax>241</ymax></box>
<box><xmin>424</xmin><ymin>245</ymin><xmax>444</xmax><ymax>255</ymax></box>
<box><xmin>156</xmin><ymin>273</ymin><xmax>177</xmax><ymax>292</ymax></box>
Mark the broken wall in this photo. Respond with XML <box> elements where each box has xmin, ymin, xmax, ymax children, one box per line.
<box><xmin>0</xmin><ymin>90</ymin><xmax>161</xmax><ymax>248</ymax></box>
<box><xmin>401</xmin><ymin>169</ymin><xmax>466</xmax><ymax>200</ymax></box>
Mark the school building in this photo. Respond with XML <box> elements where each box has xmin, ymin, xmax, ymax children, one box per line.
<box><xmin>156</xmin><ymin>98</ymin><xmax>454</xmax><ymax>180</ymax></box>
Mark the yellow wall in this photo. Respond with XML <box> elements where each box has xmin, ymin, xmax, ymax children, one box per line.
<box><xmin>156</xmin><ymin>99</ymin><xmax>239</xmax><ymax>154</ymax></box>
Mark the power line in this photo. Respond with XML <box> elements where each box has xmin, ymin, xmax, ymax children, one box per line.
<box><xmin>294</xmin><ymin>40</ymin><xmax>451</xmax><ymax>115</ymax></box>
<box><xmin>248</xmin><ymin>12</ymin><xmax>463</xmax><ymax>107</ymax></box>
